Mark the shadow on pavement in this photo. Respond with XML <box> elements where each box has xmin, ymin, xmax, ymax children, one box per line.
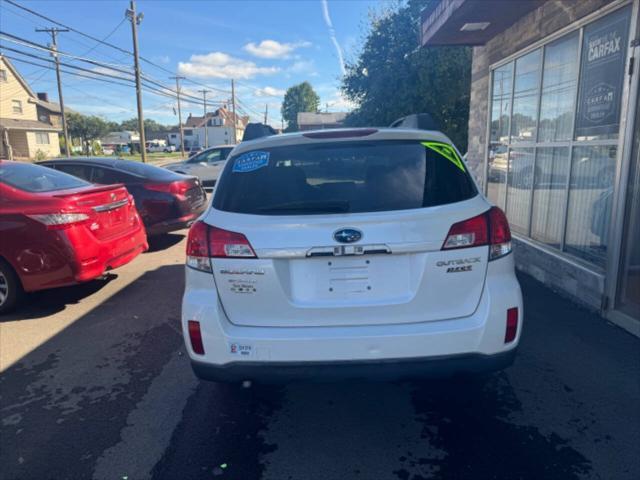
<box><xmin>1</xmin><ymin>273</ymin><xmax>118</xmax><ymax>322</ymax></box>
<box><xmin>152</xmin><ymin>273</ymin><xmax>640</xmax><ymax>480</ymax></box>
<box><xmin>0</xmin><ymin>264</ymin><xmax>185</xmax><ymax>480</ymax></box>
<box><xmin>146</xmin><ymin>232</ymin><xmax>186</xmax><ymax>253</ymax></box>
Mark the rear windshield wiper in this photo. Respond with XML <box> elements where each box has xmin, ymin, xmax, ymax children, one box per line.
<box><xmin>256</xmin><ymin>200</ymin><xmax>350</xmax><ymax>214</ymax></box>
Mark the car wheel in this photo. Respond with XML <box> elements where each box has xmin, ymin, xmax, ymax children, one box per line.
<box><xmin>0</xmin><ymin>259</ymin><xmax>23</xmax><ymax>314</ymax></box>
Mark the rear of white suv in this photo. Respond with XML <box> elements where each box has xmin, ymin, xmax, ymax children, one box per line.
<box><xmin>182</xmin><ymin>128</ymin><xmax>522</xmax><ymax>382</ymax></box>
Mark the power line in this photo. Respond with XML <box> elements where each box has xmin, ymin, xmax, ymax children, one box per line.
<box><xmin>77</xmin><ymin>18</ymin><xmax>126</xmax><ymax>58</ymax></box>
<box><xmin>35</xmin><ymin>26</ymin><xmax>71</xmax><ymax>157</ymax></box>
<box><xmin>0</xmin><ymin>32</ymin><xmax>134</xmax><ymax>73</ymax></box>
<box><xmin>0</xmin><ymin>34</ymin><xmax>209</xmax><ymax>104</ymax></box>
<box><xmin>3</xmin><ymin>0</ymin><xmax>134</xmax><ymax>56</ymax></box>
<box><xmin>2</xmin><ymin>0</ymin><xmax>229</xmax><ymax>89</ymax></box>
<box><xmin>1</xmin><ymin>46</ymin><xmax>134</xmax><ymax>82</ymax></box>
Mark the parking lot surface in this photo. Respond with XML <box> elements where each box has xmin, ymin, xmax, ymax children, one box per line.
<box><xmin>1</xmin><ymin>232</ymin><xmax>638</xmax><ymax>480</ymax></box>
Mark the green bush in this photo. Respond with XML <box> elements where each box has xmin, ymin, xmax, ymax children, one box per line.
<box><xmin>34</xmin><ymin>149</ymin><xmax>47</xmax><ymax>161</ymax></box>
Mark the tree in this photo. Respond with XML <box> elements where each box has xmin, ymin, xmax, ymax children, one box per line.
<box><xmin>281</xmin><ymin>82</ymin><xmax>320</xmax><ymax>132</ymax></box>
<box><xmin>66</xmin><ymin>112</ymin><xmax>110</xmax><ymax>155</ymax></box>
<box><xmin>119</xmin><ymin>118</ymin><xmax>175</xmax><ymax>139</ymax></box>
<box><xmin>341</xmin><ymin>0</ymin><xmax>472</xmax><ymax>151</ymax></box>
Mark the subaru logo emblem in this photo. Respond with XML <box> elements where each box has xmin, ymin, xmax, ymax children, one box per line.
<box><xmin>334</xmin><ymin>228</ymin><xmax>362</xmax><ymax>244</ymax></box>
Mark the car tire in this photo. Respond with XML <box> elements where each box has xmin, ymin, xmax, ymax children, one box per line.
<box><xmin>0</xmin><ymin>258</ymin><xmax>23</xmax><ymax>315</ymax></box>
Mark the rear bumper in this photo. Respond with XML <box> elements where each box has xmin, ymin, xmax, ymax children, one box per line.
<box><xmin>190</xmin><ymin>349</ymin><xmax>517</xmax><ymax>383</ymax></box>
<box><xmin>183</xmin><ymin>253</ymin><xmax>523</xmax><ymax>379</ymax></box>
<box><xmin>146</xmin><ymin>212</ymin><xmax>200</xmax><ymax>235</ymax></box>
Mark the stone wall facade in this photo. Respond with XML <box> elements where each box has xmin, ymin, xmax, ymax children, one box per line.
<box><xmin>466</xmin><ymin>0</ymin><xmax>619</xmax><ymax>311</ymax></box>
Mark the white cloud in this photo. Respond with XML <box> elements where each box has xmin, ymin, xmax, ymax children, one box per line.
<box><xmin>243</xmin><ymin>39</ymin><xmax>311</xmax><ymax>59</ymax></box>
<box><xmin>254</xmin><ymin>86</ymin><xmax>286</xmax><ymax>97</ymax></box>
<box><xmin>324</xmin><ymin>90</ymin><xmax>355</xmax><ymax>112</ymax></box>
<box><xmin>288</xmin><ymin>60</ymin><xmax>318</xmax><ymax>76</ymax></box>
<box><xmin>320</xmin><ymin>0</ymin><xmax>346</xmax><ymax>76</ymax></box>
<box><xmin>178</xmin><ymin>52</ymin><xmax>279</xmax><ymax>79</ymax></box>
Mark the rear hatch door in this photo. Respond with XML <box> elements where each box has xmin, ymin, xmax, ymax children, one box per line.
<box><xmin>209</xmin><ymin>137</ymin><xmax>489</xmax><ymax>327</ymax></box>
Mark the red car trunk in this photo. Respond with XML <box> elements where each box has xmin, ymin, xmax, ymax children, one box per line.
<box><xmin>0</xmin><ymin>161</ymin><xmax>148</xmax><ymax>295</ymax></box>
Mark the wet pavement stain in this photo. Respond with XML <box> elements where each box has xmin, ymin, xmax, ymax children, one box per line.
<box><xmin>0</xmin><ymin>323</ymin><xmax>182</xmax><ymax>480</ymax></box>
<box><xmin>404</xmin><ymin>374</ymin><xmax>592</xmax><ymax>480</ymax></box>
<box><xmin>151</xmin><ymin>383</ymin><xmax>283</xmax><ymax>480</ymax></box>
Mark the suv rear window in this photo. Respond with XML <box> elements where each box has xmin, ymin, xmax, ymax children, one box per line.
<box><xmin>1</xmin><ymin>162</ymin><xmax>90</xmax><ymax>192</ymax></box>
<box><xmin>213</xmin><ymin>140</ymin><xmax>477</xmax><ymax>215</ymax></box>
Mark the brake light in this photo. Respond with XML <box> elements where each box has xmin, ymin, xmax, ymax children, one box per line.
<box><xmin>303</xmin><ymin>128</ymin><xmax>378</xmax><ymax>139</ymax></box>
<box><xmin>505</xmin><ymin>307</ymin><xmax>518</xmax><ymax>343</ymax></box>
<box><xmin>209</xmin><ymin>226</ymin><xmax>256</xmax><ymax>258</ymax></box>
<box><xmin>27</xmin><ymin>213</ymin><xmax>91</xmax><ymax>230</ymax></box>
<box><xmin>144</xmin><ymin>180</ymin><xmax>191</xmax><ymax>196</ymax></box>
<box><xmin>442</xmin><ymin>212</ymin><xmax>488</xmax><ymax>249</ymax></box>
<box><xmin>488</xmin><ymin>206</ymin><xmax>512</xmax><ymax>260</ymax></box>
<box><xmin>442</xmin><ymin>207</ymin><xmax>511</xmax><ymax>260</ymax></box>
<box><xmin>188</xmin><ymin>320</ymin><xmax>205</xmax><ymax>354</ymax></box>
<box><xmin>186</xmin><ymin>221</ymin><xmax>256</xmax><ymax>272</ymax></box>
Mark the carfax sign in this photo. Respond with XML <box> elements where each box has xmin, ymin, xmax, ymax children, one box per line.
<box><xmin>575</xmin><ymin>6</ymin><xmax>631</xmax><ymax>138</ymax></box>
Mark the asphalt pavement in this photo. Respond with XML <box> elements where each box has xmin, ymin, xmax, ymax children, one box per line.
<box><xmin>1</xmin><ymin>231</ymin><xmax>638</xmax><ymax>480</ymax></box>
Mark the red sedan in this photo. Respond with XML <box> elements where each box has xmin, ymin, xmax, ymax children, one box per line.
<box><xmin>0</xmin><ymin>161</ymin><xmax>148</xmax><ymax>313</ymax></box>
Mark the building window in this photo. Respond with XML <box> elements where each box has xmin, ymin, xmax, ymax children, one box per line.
<box><xmin>12</xmin><ymin>100</ymin><xmax>23</xmax><ymax>114</ymax></box>
<box><xmin>0</xmin><ymin>69</ymin><xmax>7</xmax><ymax>82</ymax></box>
<box><xmin>486</xmin><ymin>5</ymin><xmax>632</xmax><ymax>270</ymax></box>
<box><xmin>35</xmin><ymin>132</ymin><xmax>50</xmax><ymax>144</ymax></box>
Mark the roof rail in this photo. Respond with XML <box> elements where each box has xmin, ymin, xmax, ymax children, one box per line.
<box><xmin>389</xmin><ymin>113</ymin><xmax>439</xmax><ymax>131</ymax></box>
<box><xmin>242</xmin><ymin>123</ymin><xmax>277</xmax><ymax>142</ymax></box>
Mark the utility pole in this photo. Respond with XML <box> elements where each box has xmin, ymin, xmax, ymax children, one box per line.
<box><xmin>198</xmin><ymin>89</ymin><xmax>210</xmax><ymax>148</ymax></box>
<box><xmin>36</xmin><ymin>27</ymin><xmax>70</xmax><ymax>158</ymax></box>
<box><xmin>171</xmin><ymin>75</ymin><xmax>186</xmax><ymax>157</ymax></box>
<box><xmin>126</xmin><ymin>1</ymin><xmax>146</xmax><ymax>162</ymax></box>
<box><xmin>231</xmin><ymin>79</ymin><xmax>237</xmax><ymax>144</ymax></box>
<box><xmin>264</xmin><ymin>103</ymin><xmax>268</xmax><ymax>125</ymax></box>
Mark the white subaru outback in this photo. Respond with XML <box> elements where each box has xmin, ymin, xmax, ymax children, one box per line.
<box><xmin>182</xmin><ymin>126</ymin><xmax>522</xmax><ymax>382</ymax></box>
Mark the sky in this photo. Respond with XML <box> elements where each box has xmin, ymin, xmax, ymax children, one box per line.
<box><xmin>0</xmin><ymin>0</ymin><xmax>392</xmax><ymax>128</ymax></box>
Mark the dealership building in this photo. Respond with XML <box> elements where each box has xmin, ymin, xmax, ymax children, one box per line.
<box><xmin>421</xmin><ymin>0</ymin><xmax>639</xmax><ymax>335</ymax></box>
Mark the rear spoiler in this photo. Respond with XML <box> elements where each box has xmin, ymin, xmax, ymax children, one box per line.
<box><xmin>389</xmin><ymin>113</ymin><xmax>439</xmax><ymax>131</ymax></box>
<box><xmin>53</xmin><ymin>183</ymin><xmax>126</xmax><ymax>198</ymax></box>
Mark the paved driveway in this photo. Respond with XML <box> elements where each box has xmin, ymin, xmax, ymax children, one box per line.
<box><xmin>1</xmin><ymin>232</ymin><xmax>638</xmax><ymax>480</ymax></box>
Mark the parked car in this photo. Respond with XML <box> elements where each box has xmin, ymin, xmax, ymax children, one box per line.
<box><xmin>146</xmin><ymin>141</ymin><xmax>167</xmax><ymax>153</ymax></box>
<box><xmin>164</xmin><ymin>145</ymin><xmax>177</xmax><ymax>153</ymax></box>
<box><xmin>38</xmin><ymin>158</ymin><xmax>207</xmax><ymax>236</ymax></box>
<box><xmin>182</xmin><ymin>127</ymin><xmax>522</xmax><ymax>383</ymax></box>
<box><xmin>0</xmin><ymin>161</ymin><xmax>148</xmax><ymax>314</ymax></box>
<box><xmin>164</xmin><ymin>145</ymin><xmax>235</xmax><ymax>189</ymax></box>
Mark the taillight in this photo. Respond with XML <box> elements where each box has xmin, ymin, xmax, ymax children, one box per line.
<box><xmin>27</xmin><ymin>213</ymin><xmax>91</xmax><ymax>230</ymax></box>
<box><xmin>186</xmin><ymin>221</ymin><xmax>256</xmax><ymax>272</ymax></box>
<box><xmin>186</xmin><ymin>221</ymin><xmax>211</xmax><ymax>271</ymax></box>
<box><xmin>487</xmin><ymin>206</ymin><xmax>512</xmax><ymax>260</ymax></box>
<box><xmin>209</xmin><ymin>226</ymin><xmax>256</xmax><ymax>258</ymax></box>
<box><xmin>505</xmin><ymin>307</ymin><xmax>518</xmax><ymax>343</ymax></box>
<box><xmin>188</xmin><ymin>320</ymin><xmax>205</xmax><ymax>354</ymax></box>
<box><xmin>442</xmin><ymin>207</ymin><xmax>511</xmax><ymax>260</ymax></box>
<box><xmin>144</xmin><ymin>180</ymin><xmax>191</xmax><ymax>196</ymax></box>
<box><xmin>442</xmin><ymin>212</ymin><xmax>488</xmax><ymax>249</ymax></box>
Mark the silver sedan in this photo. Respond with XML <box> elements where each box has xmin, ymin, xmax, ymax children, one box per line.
<box><xmin>164</xmin><ymin>145</ymin><xmax>235</xmax><ymax>190</ymax></box>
